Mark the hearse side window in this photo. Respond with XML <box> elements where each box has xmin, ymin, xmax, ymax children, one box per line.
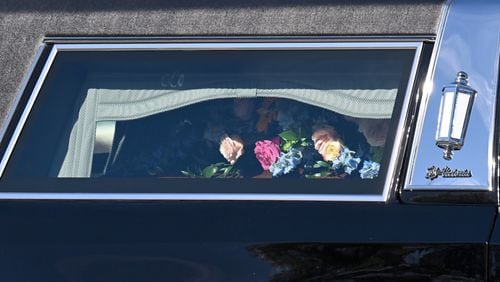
<box><xmin>0</xmin><ymin>44</ymin><xmax>419</xmax><ymax>198</ymax></box>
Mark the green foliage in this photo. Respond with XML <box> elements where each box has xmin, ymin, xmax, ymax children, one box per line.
<box><xmin>278</xmin><ymin>130</ymin><xmax>308</xmax><ymax>152</ymax></box>
<box><xmin>306</xmin><ymin>160</ymin><xmax>334</xmax><ymax>178</ymax></box>
<box><xmin>278</xmin><ymin>130</ymin><xmax>299</xmax><ymax>142</ymax></box>
<box><xmin>313</xmin><ymin>161</ymin><xmax>330</xmax><ymax>169</ymax></box>
<box><xmin>305</xmin><ymin>171</ymin><xmax>330</xmax><ymax>178</ymax></box>
<box><xmin>370</xmin><ymin>146</ymin><xmax>384</xmax><ymax>163</ymax></box>
<box><xmin>181</xmin><ymin>162</ymin><xmax>241</xmax><ymax>178</ymax></box>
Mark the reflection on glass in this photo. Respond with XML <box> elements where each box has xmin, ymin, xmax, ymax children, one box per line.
<box><xmin>451</xmin><ymin>92</ymin><xmax>470</xmax><ymax>140</ymax></box>
<box><xmin>3</xmin><ymin>48</ymin><xmax>415</xmax><ymax>190</ymax></box>
<box><xmin>92</xmin><ymin>121</ymin><xmax>116</xmax><ymax>177</ymax></box>
<box><xmin>95</xmin><ymin>98</ymin><xmax>388</xmax><ymax>179</ymax></box>
<box><xmin>437</xmin><ymin>91</ymin><xmax>454</xmax><ymax>140</ymax></box>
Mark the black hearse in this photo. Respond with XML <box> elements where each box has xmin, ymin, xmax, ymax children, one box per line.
<box><xmin>0</xmin><ymin>0</ymin><xmax>499</xmax><ymax>280</ymax></box>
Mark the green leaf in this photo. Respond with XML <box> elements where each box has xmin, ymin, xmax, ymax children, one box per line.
<box><xmin>282</xmin><ymin>142</ymin><xmax>293</xmax><ymax>152</ymax></box>
<box><xmin>306</xmin><ymin>170</ymin><xmax>331</xmax><ymax>178</ymax></box>
<box><xmin>370</xmin><ymin>146</ymin><xmax>384</xmax><ymax>163</ymax></box>
<box><xmin>279</xmin><ymin>130</ymin><xmax>299</xmax><ymax>142</ymax></box>
<box><xmin>219</xmin><ymin>165</ymin><xmax>233</xmax><ymax>178</ymax></box>
<box><xmin>299</xmin><ymin>138</ymin><xmax>308</xmax><ymax>147</ymax></box>
<box><xmin>315</xmin><ymin>161</ymin><xmax>331</xmax><ymax>168</ymax></box>
<box><xmin>181</xmin><ymin>170</ymin><xmax>196</xmax><ymax>177</ymax></box>
<box><xmin>317</xmin><ymin>171</ymin><xmax>330</xmax><ymax>177</ymax></box>
<box><xmin>202</xmin><ymin>165</ymin><xmax>218</xmax><ymax>178</ymax></box>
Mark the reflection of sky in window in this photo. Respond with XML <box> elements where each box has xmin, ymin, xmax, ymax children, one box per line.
<box><xmin>2</xmin><ymin>47</ymin><xmax>415</xmax><ymax>202</ymax></box>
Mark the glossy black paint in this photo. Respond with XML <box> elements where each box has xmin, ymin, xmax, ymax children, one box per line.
<box><xmin>487</xmin><ymin>213</ymin><xmax>500</xmax><ymax>281</ymax></box>
<box><xmin>0</xmin><ymin>201</ymin><xmax>494</xmax><ymax>281</ymax></box>
<box><xmin>0</xmin><ymin>40</ymin><xmax>495</xmax><ymax>281</ymax></box>
<box><xmin>0</xmin><ymin>242</ymin><xmax>487</xmax><ymax>281</ymax></box>
<box><xmin>249</xmin><ymin>244</ymin><xmax>486</xmax><ymax>281</ymax></box>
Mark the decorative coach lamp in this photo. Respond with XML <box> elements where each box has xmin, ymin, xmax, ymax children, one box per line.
<box><xmin>435</xmin><ymin>71</ymin><xmax>477</xmax><ymax>160</ymax></box>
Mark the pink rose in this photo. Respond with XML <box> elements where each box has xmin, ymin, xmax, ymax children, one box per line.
<box><xmin>219</xmin><ymin>135</ymin><xmax>244</xmax><ymax>165</ymax></box>
<box><xmin>254</xmin><ymin>139</ymin><xmax>281</xmax><ymax>171</ymax></box>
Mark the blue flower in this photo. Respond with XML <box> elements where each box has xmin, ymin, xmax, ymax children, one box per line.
<box><xmin>331</xmin><ymin>150</ymin><xmax>346</xmax><ymax>170</ymax></box>
<box><xmin>331</xmin><ymin>147</ymin><xmax>361</xmax><ymax>175</ymax></box>
<box><xmin>270</xmin><ymin>148</ymin><xmax>302</xmax><ymax>177</ymax></box>
<box><xmin>344</xmin><ymin>154</ymin><xmax>361</xmax><ymax>175</ymax></box>
<box><xmin>359</xmin><ymin>160</ymin><xmax>380</xmax><ymax>179</ymax></box>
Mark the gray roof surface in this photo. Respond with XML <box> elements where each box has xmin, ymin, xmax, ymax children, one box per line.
<box><xmin>0</xmin><ymin>0</ymin><xmax>444</xmax><ymax>127</ymax></box>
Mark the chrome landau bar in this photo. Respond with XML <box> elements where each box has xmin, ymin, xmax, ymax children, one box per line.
<box><xmin>405</xmin><ymin>0</ymin><xmax>500</xmax><ymax>190</ymax></box>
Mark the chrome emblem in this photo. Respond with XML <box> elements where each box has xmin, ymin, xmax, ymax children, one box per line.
<box><xmin>425</xmin><ymin>166</ymin><xmax>472</xmax><ymax>180</ymax></box>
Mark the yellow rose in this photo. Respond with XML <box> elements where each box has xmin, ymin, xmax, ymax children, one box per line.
<box><xmin>319</xmin><ymin>140</ymin><xmax>342</xmax><ymax>162</ymax></box>
<box><xmin>312</xmin><ymin>127</ymin><xmax>343</xmax><ymax>162</ymax></box>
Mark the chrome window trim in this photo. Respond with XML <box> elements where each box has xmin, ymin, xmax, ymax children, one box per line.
<box><xmin>404</xmin><ymin>0</ymin><xmax>500</xmax><ymax>191</ymax></box>
<box><xmin>0</xmin><ymin>41</ymin><xmax>423</xmax><ymax>201</ymax></box>
<box><xmin>43</xmin><ymin>35</ymin><xmax>436</xmax><ymax>44</ymax></box>
<box><xmin>0</xmin><ymin>193</ymin><xmax>386</xmax><ymax>202</ymax></box>
<box><xmin>54</xmin><ymin>42</ymin><xmax>422</xmax><ymax>51</ymax></box>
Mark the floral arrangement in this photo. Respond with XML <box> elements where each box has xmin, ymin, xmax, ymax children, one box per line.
<box><xmin>250</xmin><ymin>126</ymin><xmax>380</xmax><ymax>179</ymax></box>
<box><xmin>106</xmin><ymin>98</ymin><xmax>385</xmax><ymax>179</ymax></box>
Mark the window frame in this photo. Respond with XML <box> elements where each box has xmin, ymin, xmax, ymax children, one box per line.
<box><xmin>0</xmin><ymin>41</ymin><xmax>423</xmax><ymax>201</ymax></box>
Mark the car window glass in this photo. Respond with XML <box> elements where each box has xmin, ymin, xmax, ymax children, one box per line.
<box><xmin>1</xmin><ymin>46</ymin><xmax>416</xmax><ymax>197</ymax></box>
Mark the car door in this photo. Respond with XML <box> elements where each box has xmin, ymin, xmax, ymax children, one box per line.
<box><xmin>0</xmin><ymin>1</ymin><xmax>499</xmax><ymax>281</ymax></box>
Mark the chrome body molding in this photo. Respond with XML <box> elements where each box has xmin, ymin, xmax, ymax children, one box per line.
<box><xmin>43</xmin><ymin>35</ymin><xmax>436</xmax><ymax>44</ymax></box>
<box><xmin>0</xmin><ymin>193</ymin><xmax>386</xmax><ymax>202</ymax></box>
<box><xmin>405</xmin><ymin>0</ymin><xmax>500</xmax><ymax>190</ymax></box>
<box><xmin>0</xmin><ymin>41</ymin><xmax>423</xmax><ymax>201</ymax></box>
